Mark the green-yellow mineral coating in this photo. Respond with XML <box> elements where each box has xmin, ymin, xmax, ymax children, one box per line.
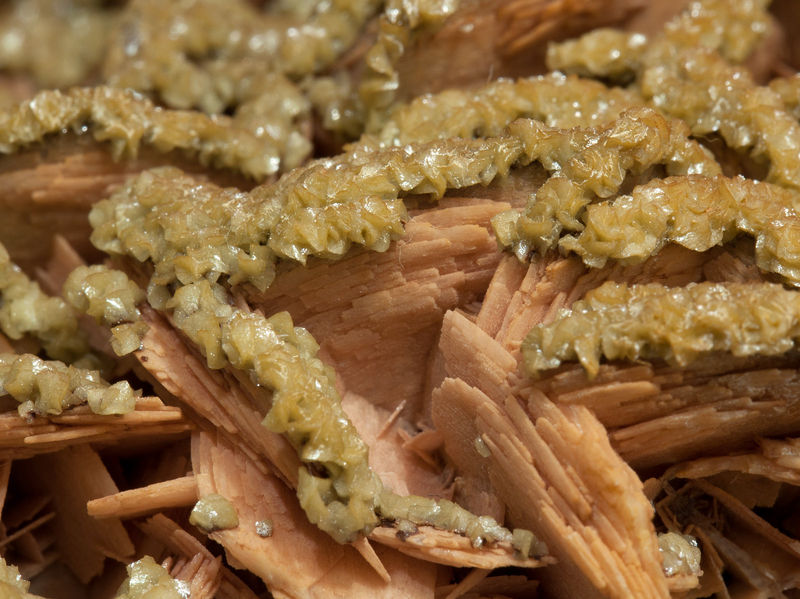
<box><xmin>169</xmin><ymin>279</ymin><xmax>382</xmax><ymax>543</ymax></box>
<box><xmin>229</xmin><ymin>308</ymin><xmax>383</xmax><ymax>540</ymax></box>
<box><xmin>549</xmin><ymin>0</ymin><xmax>799</xmax><ymax>191</ymax></box>
<box><xmin>0</xmin><ymin>352</ymin><xmax>137</xmax><ymax>417</ymax></box>
<box><xmin>99</xmin><ymin>0</ymin><xmax>383</xmax><ymax>161</ymax></box>
<box><xmin>0</xmin><ymin>0</ymin><xmax>118</xmax><ymax>89</ymax></box>
<box><xmin>91</xmin><ymin>107</ymin><xmax>719</xmax><ymax>296</ymax></box>
<box><xmin>658</xmin><ymin>532</ymin><xmax>702</xmax><ymax>577</ymax></box>
<box><xmin>89</xmin><ymin>167</ymin><xmax>279</xmax><ymax>297</ymax></box>
<box><xmin>108</xmin><ymin>323</ymin><xmax>150</xmax><ymax>358</ymax></box>
<box><xmin>89</xmin><ymin>133</ymin><xmax>525</xmax><ymax>292</ymax></box>
<box><xmin>641</xmin><ymin>47</ymin><xmax>800</xmax><ymax>191</ymax></box>
<box><xmin>190</xmin><ymin>493</ymin><xmax>239</xmax><ymax>533</ymax></box>
<box><xmin>491</xmin><ymin>107</ymin><xmax>720</xmax><ymax>258</ymax></box>
<box><xmin>100</xmin><ymin>0</ymin><xmax>374</xmax><ymax>161</ymax></box>
<box><xmin>511</xmin><ymin>528</ymin><xmax>541</xmax><ymax>557</ymax></box>
<box><xmin>770</xmin><ymin>74</ymin><xmax>800</xmax><ymax>121</ymax></box>
<box><xmin>63</xmin><ymin>265</ymin><xmax>148</xmax><ymax>356</ymax></box>
<box><xmin>64</xmin><ymin>265</ymin><xmax>145</xmax><ymax>327</ymax></box>
<box><xmin>166</xmin><ymin>279</ymin><xmax>543</xmax><ymax>552</ymax></box>
<box><xmin>523</xmin><ymin>281</ymin><xmax>800</xmax><ymax>379</ymax></box>
<box><xmin>548</xmin><ymin>0</ymin><xmax>771</xmax><ymax>79</ymax></box>
<box><xmin>114</xmin><ymin>556</ymin><xmax>188</xmax><ymax>599</ymax></box>
<box><xmin>0</xmin><ymin>242</ymin><xmax>92</xmax><ymax>364</ymax></box>
<box><xmin>103</xmin><ymin>0</ymin><xmax>380</xmax><ymax>115</ymax></box>
<box><xmin>0</xmin><ymin>556</ymin><xmax>40</xmax><ymax>599</ymax></box>
<box><xmin>262</xmin><ymin>134</ymin><xmax>522</xmax><ymax>263</ymax></box>
<box><xmin>659</xmin><ymin>0</ymin><xmax>770</xmax><ymax>64</ymax></box>
<box><xmin>546</xmin><ymin>29</ymin><xmax>647</xmax><ymax>81</ymax></box>
<box><xmin>379</xmin><ymin>491</ymin><xmax>547</xmax><ymax>553</ymax></box>
<box><xmin>360</xmin><ymin>0</ymin><xmax>461</xmax><ymax>130</ymax></box>
<box><xmin>559</xmin><ymin>174</ymin><xmax>800</xmax><ymax>286</ymax></box>
<box><xmin>0</xmin><ymin>86</ymin><xmax>307</xmax><ymax>179</ymax></box>
<box><xmin>368</xmin><ymin>73</ymin><xmax>644</xmax><ymax>147</ymax></box>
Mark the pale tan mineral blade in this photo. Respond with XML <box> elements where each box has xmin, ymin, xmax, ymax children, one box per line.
<box><xmin>32</xmin><ymin>444</ymin><xmax>134</xmax><ymax>583</ymax></box>
<box><xmin>393</xmin><ymin>0</ymin><xmax>642</xmax><ymax>100</ymax></box>
<box><xmin>474</xmin><ymin>254</ymin><xmax>528</xmax><ymax>340</ymax></box>
<box><xmin>0</xmin><ymin>398</ymin><xmax>191</xmax><ymax>460</ymax></box>
<box><xmin>341</xmin><ymin>391</ymin><xmax>450</xmax><ymax>499</ymax></box>
<box><xmin>87</xmin><ymin>474</ymin><xmax>199</xmax><ymax>519</ymax></box>
<box><xmin>242</xmin><ymin>198</ymin><xmax>507</xmax><ymax>419</ymax></box>
<box><xmin>135</xmin><ymin>306</ymin><xmax>300</xmax><ymax>486</ymax></box>
<box><xmin>135</xmin><ymin>301</ymin><xmax>538</xmax><ymax>570</ymax></box>
<box><xmin>669</xmin><ymin>452</ymin><xmax>800</xmax><ymax>486</ymax></box>
<box><xmin>666</xmin><ymin>436</ymin><xmax>800</xmax><ymax>489</ymax></box>
<box><xmin>138</xmin><ymin>513</ymin><xmax>261</xmax><ymax>599</ymax></box>
<box><xmin>611</xmin><ymin>382</ymin><xmax>800</xmax><ymax>470</ymax></box>
<box><xmin>167</xmin><ymin>552</ymin><xmax>222</xmax><ymax>599</ymax></box>
<box><xmin>429</xmin><ymin>378</ymin><xmax>504</xmax><ymax>521</ymax></box>
<box><xmin>0</xmin><ymin>136</ymin><xmax>250</xmax><ymax>273</ymax></box>
<box><xmin>435</xmin><ymin>309</ymin><xmax>669</xmax><ymax>598</ymax></box>
<box><xmin>191</xmin><ymin>431</ymin><xmax>441</xmax><ymax>599</ymax></box>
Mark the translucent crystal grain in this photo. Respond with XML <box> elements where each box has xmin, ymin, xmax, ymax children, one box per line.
<box><xmin>547</xmin><ymin>29</ymin><xmax>646</xmax><ymax>80</ymax></box>
<box><xmin>658</xmin><ymin>532</ymin><xmax>702</xmax><ymax>577</ymax></box>
<box><xmin>360</xmin><ymin>0</ymin><xmax>461</xmax><ymax>129</ymax></box>
<box><xmin>190</xmin><ymin>493</ymin><xmax>239</xmax><ymax>533</ymax></box>
<box><xmin>114</xmin><ymin>556</ymin><xmax>187</xmax><ymax>599</ymax></box>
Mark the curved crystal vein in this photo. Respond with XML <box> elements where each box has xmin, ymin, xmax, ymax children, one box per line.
<box><xmin>104</xmin><ymin>0</ymin><xmax>382</xmax><ymax>112</ymax></box>
<box><xmin>546</xmin><ymin>29</ymin><xmax>647</xmax><ymax>80</ymax></box>
<box><xmin>367</xmin><ymin>73</ymin><xmax>645</xmax><ymax>147</ymax></box>
<box><xmin>492</xmin><ymin>107</ymin><xmax>720</xmax><ymax>258</ymax></box>
<box><xmin>168</xmin><ymin>279</ymin><xmax>535</xmax><ymax>549</ymax></box>
<box><xmin>0</xmin><ymin>242</ymin><xmax>91</xmax><ymax>364</ymax></box>
<box><xmin>0</xmin><ymin>86</ymin><xmax>307</xmax><ymax>179</ymax></box>
<box><xmin>89</xmin><ymin>134</ymin><xmax>524</xmax><ymax>293</ymax></box>
<box><xmin>523</xmin><ymin>281</ymin><xmax>800</xmax><ymax>378</ymax></box>
<box><xmin>549</xmin><ymin>0</ymin><xmax>799</xmax><ymax>191</ymax></box>
<box><xmin>92</xmin><ymin>107</ymin><xmax>720</xmax><ymax>298</ymax></box>
<box><xmin>0</xmin><ymin>0</ymin><xmax>117</xmax><ymax>88</ymax></box>
<box><xmin>0</xmin><ymin>352</ymin><xmax>137</xmax><ymax>417</ymax></box>
<box><xmin>360</xmin><ymin>0</ymin><xmax>461</xmax><ymax>130</ymax></box>
<box><xmin>547</xmin><ymin>0</ymin><xmax>771</xmax><ymax>78</ymax></box>
<box><xmin>560</xmin><ymin>174</ymin><xmax>800</xmax><ymax>286</ymax></box>
<box><xmin>641</xmin><ymin>48</ymin><xmax>800</xmax><ymax>191</ymax></box>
